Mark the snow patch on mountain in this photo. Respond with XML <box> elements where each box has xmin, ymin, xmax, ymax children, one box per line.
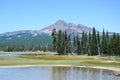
<box><xmin>16</xmin><ymin>35</ymin><xmax>22</xmax><ymax>38</ymax></box>
<box><xmin>6</xmin><ymin>37</ymin><xmax>12</xmax><ymax>40</ymax></box>
<box><xmin>32</xmin><ymin>34</ymin><xmax>38</xmax><ymax>37</ymax></box>
<box><xmin>0</xmin><ymin>20</ymin><xmax>94</xmax><ymax>38</ymax></box>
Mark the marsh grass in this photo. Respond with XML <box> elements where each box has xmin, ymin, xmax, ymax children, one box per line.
<box><xmin>0</xmin><ymin>55</ymin><xmax>120</xmax><ymax>68</ymax></box>
<box><xmin>80</xmin><ymin>60</ymin><xmax>120</xmax><ymax>68</ymax></box>
<box><xmin>20</xmin><ymin>56</ymin><xmax>94</xmax><ymax>60</ymax></box>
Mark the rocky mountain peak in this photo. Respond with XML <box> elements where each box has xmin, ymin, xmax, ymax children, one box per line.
<box><xmin>0</xmin><ymin>20</ymin><xmax>93</xmax><ymax>37</ymax></box>
<box><xmin>55</xmin><ymin>20</ymin><xmax>66</xmax><ymax>24</ymax></box>
<box><xmin>40</xmin><ymin>20</ymin><xmax>92</xmax><ymax>34</ymax></box>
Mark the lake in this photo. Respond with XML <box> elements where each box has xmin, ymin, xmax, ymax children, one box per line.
<box><xmin>0</xmin><ymin>66</ymin><xmax>120</xmax><ymax>80</ymax></box>
<box><xmin>0</xmin><ymin>53</ymin><xmax>54</xmax><ymax>57</ymax></box>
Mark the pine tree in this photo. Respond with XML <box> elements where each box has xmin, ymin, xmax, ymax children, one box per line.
<box><xmin>115</xmin><ymin>34</ymin><xmax>120</xmax><ymax>55</ymax></box>
<box><xmin>101</xmin><ymin>30</ymin><xmax>109</xmax><ymax>55</ymax></box>
<box><xmin>64</xmin><ymin>31</ymin><xmax>67</xmax><ymax>54</ymax></box>
<box><xmin>73</xmin><ymin>36</ymin><xmax>76</xmax><ymax>53</ymax></box>
<box><xmin>118</xmin><ymin>34</ymin><xmax>120</xmax><ymax>55</ymax></box>
<box><xmin>76</xmin><ymin>33</ymin><xmax>81</xmax><ymax>55</ymax></box>
<box><xmin>111</xmin><ymin>33</ymin><xmax>120</xmax><ymax>56</ymax></box>
<box><xmin>81</xmin><ymin>32</ymin><xmax>85</xmax><ymax>54</ymax></box>
<box><xmin>81</xmin><ymin>32</ymin><xmax>88</xmax><ymax>54</ymax></box>
<box><xmin>91</xmin><ymin>28</ymin><xmax>98</xmax><ymax>55</ymax></box>
<box><xmin>52</xmin><ymin>28</ymin><xmax>57</xmax><ymax>51</ymax></box>
<box><xmin>67</xmin><ymin>34</ymin><xmax>72</xmax><ymax>54</ymax></box>
<box><xmin>84</xmin><ymin>33</ymin><xmax>88</xmax><ymax>54</ymax></box>
<box><xmin>73</xmin><ymin>36</ymin><xmax>76</xmax><ymax>47</ymax></box>
<box><xmin>88</xmin><ymin>31</ymin><xmax>92</xmax><ymax>55</ymax></box>
<box><xmin>106</xmin><ymin>31</ymin><xmax>109</xmax><ymax>55</ymax></box>
<box><xmin>57</xmin><ymin>30</ymin><xmax>64</xmax><ymax>55</ymax></box>
<box><xmin>97</xmin><ymin>31</ymin><xmax>101</xmax><ymax>56</ymax></box>
<box><xmin>109</xmin><ymin>33</ymin><xmax>115</xmax><ymax>55</ymax></box>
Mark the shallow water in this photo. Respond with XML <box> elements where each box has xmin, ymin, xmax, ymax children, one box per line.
<box><xmin>0</xmin><ymin>66</ymin><xmax>120</xmax><ymax>80</ymax></box>
<box><xmin>0</xmin><ymin>53</ymin><xmax>48</xmax><ymax>57</ymax></box>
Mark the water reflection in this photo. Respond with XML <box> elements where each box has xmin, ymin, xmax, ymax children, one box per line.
<box><xmin>52</xmin><ymin>67</ymin><xmax>120</xmax><ymax>80</ymax></box>
<box><xmin>0</xmin><ymin>66</ymin><xmax>120</xmax><ymax>80</ymax></box>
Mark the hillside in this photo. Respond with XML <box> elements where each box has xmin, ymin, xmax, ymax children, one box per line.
<box><xmin>0</xmin><ymin>20</ymin><xmax>93</xmax><ymax>47</ymax></box>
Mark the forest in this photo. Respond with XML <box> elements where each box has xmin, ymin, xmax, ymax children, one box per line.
<box><xmin>52</xmin><ymin>28</ymin><xmax>120</xmax><ymax>56</ymax></box>
<box><xmin>0</xmin><ymin>28</ymin><xmax>120</xmax><ymax>56</ymax></box>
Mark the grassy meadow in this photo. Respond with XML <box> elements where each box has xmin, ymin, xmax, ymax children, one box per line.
<box><xmin>0</xmin><ymin>52</ymin><xmax>120</xmax><ymax>69</ymax></box>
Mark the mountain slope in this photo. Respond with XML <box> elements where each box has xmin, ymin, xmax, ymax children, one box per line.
<box><xmin>0</xmin><ymin>20</ymin><xmax>93</xmax><ymax>47</ymax></box>
<box><xmin>0</xmin><ymin>32</ymin><xmax>52</xmax><ymax>47</ymax></box>
<box><xmin>40</xmin><ymin>20</ymin><xmax>92</xmax><ymax>34</ymax></box>
<box><xmin>0</xmin><ymin>20</ymin><xmax>93</xmax><ymax>37</ymax></box>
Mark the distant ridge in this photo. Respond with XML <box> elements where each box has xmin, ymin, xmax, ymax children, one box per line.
<box><xmin>0</xmin><ymin>20</ymin><xmax>114</xmax><ymax>47</ymax></box>
<box><xmin>0</xmin><ymin>20</ymin><xmax>93</xmax><ymax>37</ymax></box>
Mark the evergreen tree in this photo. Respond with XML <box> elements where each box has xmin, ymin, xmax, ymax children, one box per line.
<box><xmin>91</xmin><ymin>28</ymin><xmax>98</xmax><ymax>55</ymax></box>
<box><xmin>115</xmin><ymin>34</ymin><xmax>120</xmax><ymax>55</ymax></box>
<box><xmin>97</xmin><ymin>31</ymin><xmax>101</xmax><ymax>56</ymax></box>
<box><xmin>73</xmin><ymin>36</ymin><xmax>76</xmax><ymax>52</ymax></box>
<box><xmin>75</xmin><ymin>33</ymin><xmax>81</xmax><ymax>55</ymax></box>
<box><xmin>106</xmin><ymin>31</ymin><xmax>109</xmax><ymax>55</ymax></box>
<box><xmin>118</xmin><ymin>34</ymin><xmax>120</xmax><ymax>55</ymax></box>
<box><xmin>57</xmin><ymin>30</ymin><xmax>64</xmax><ymax>55</ymax></box>
<box><xmin>67</xmin><ymin>34</ymin><xmax>72</xmax><ymax>54</ymax></box>
<box><xmin>110</xmin><ymin>33</ymin><xmax>120</xmax><ymax>56</ymax></box>
<box><xmin>64</xmin><ymin>31</ymin><xmax>67</xmax><ymax>54</ymax></box>
<box><xmin>52</xmin><ymin>28</ymin><xmax>57</xmax><ymax>51</ymax></box>
<box><xmin>81</xmin><ymin>32</ymin><xmax>88</xmax><ymax>54</ymax></box>
<box><xmin>101</xmin><ymin>30</ymin><xmax>109</xmax><ymax>55</ymax></box>
<box><xmin>88</xmin><ymin>31</ymin><xmax>92</xmax><ymax>55</ymax></box>
<box><xmin>73</xmin><ymin>36</ymin><xmax>76</xmax><ymax>47</ymax></box>
<box><xmin>81</xmin><ymin>32</ymin><xmax>85</xmax><ymax>54</ymax></box>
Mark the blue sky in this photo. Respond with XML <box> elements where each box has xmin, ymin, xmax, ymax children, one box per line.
<box><xmin>0</xmin><ymin>0</ymin><xmax>120</xmax><ymax>33</ymax></box>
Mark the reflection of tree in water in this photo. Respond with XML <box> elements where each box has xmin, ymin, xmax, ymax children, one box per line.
<box><xmin>52</xmin><ymin>67</ymin><xmax>70</xmax><ymax>80</ymax></box>
<box><xmin>51</xmin><ymin>67</ymin><xmax>116</xmax><ymax>80</ymax></box>
<box><xmin>52</xmin><ymin>67</ymin><xmax>93</xmax><ymax>80</ymax></box>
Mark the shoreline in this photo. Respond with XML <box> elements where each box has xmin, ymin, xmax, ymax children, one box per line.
<box><xmin>0</xmin><ymin>65</ymin><xmax>120</xmax><ymax>75</ymax></box>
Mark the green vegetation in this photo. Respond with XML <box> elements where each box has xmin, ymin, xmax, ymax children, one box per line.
<box><xmin>0</xmin><ymin>55</ymin><xmax>120</xmax><ymax>68</ymax></box>
<box><xmin>52</xmin><ymin>28</ymin><xmax>120</xmax><ymax>56</ymax></box>
<box><xmin>0</xmin><ymin>33</ymin><xmax>52</xmax><ymax>52</ymax></box>
<box><xmin>0</xmin><ymin>28</ymin><xmax>120</xmax><ymax>56</ymax></box>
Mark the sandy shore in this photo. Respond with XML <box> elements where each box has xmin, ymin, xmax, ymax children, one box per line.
<box><xmin>0</xmin><ymin>65</ymin><xmax>120</xmax><ymax>75</ymax></box>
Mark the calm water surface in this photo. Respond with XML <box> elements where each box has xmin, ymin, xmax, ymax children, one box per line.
<box><xmin>0</xmin><ymin>53</ymin><xmax>51</xmax><ymax>57</ymax></box>
<box><xmin>0</xmin><ymin>66</ymin><xmax>120</xmax><ymax>80</ymax></box>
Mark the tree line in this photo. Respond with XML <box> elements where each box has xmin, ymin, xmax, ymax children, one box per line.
<box><xmin>52</xmin><ymin>28</ymin><xmax>120</xmax><ymax>56</ymax></box>
<box><xmin>0</xmin><ymin>44</ymin><xmax>53</xmax><ymax>52</ymax></box>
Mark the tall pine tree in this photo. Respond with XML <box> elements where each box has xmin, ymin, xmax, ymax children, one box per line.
<box><xmin>88</xmin><ymin>31</ymin><xmax>92</xmax><ymax>55</ymax></box>
<box><xmin>91</xmin><ymin>28</ymin><xmax>98</xmax><ymax>55</ymax></box>
<box><xmin>76</xmin><ymin>33</ymin><xmax>82</xmax><ymax>55</ymax></box>
<box><xmin>81</xmin><ymin>32</ymin><xmax>88</xmax><ymax>54</ymax></box>
<box><xmin>57</xmin><ymin>30</ymin><xmax>64</xmax><ymax>55</ymax></box>
<box><xmin>97</xmin><ymin>31</ymin><xmax>101</xmax><ymax>56</ymax></box>
<box><xmin>52</xmin><ymin>28</ymin><xmax>57</xmax><ymax>51</ymax></box>
<box><xmin>101</xmin><ymin>30</ymin><xmax>109</xmax><ymax>55</ymax></box>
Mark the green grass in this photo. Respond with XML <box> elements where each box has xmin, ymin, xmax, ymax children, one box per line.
<box><xmin>0</xmin><ymin>55</ymin><xmax>120</xmax><ymax>68</ymax></box>
<box><xmin>80</xmin><ymin>61</ymin><xmax>120</xmax><ymax>68</ymax></box>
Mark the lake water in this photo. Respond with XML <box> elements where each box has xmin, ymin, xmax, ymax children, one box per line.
<box><xmin>0</xmin><ymin>53</ymin><xmax>53</xmax><ymax>57</ymax></box>
<box><xmin>0</xmin><ymin>66</ymin><xmax>120</xmax><ymax>80</ymax></box>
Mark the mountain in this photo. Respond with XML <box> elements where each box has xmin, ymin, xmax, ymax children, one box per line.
<box><xmin>0</xmin><ymin>20</ymin><xmax>92</xmax><ymax>37</ymax></box>
<box><xmin>40</xmin><ymin>20</ymin><xmax>92</xmax><ymax>34</ymax></box>
<box><xmin>0</xmin><ymin>20</ymin><xmax>93</xmax><ymax>47</ymax></box>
